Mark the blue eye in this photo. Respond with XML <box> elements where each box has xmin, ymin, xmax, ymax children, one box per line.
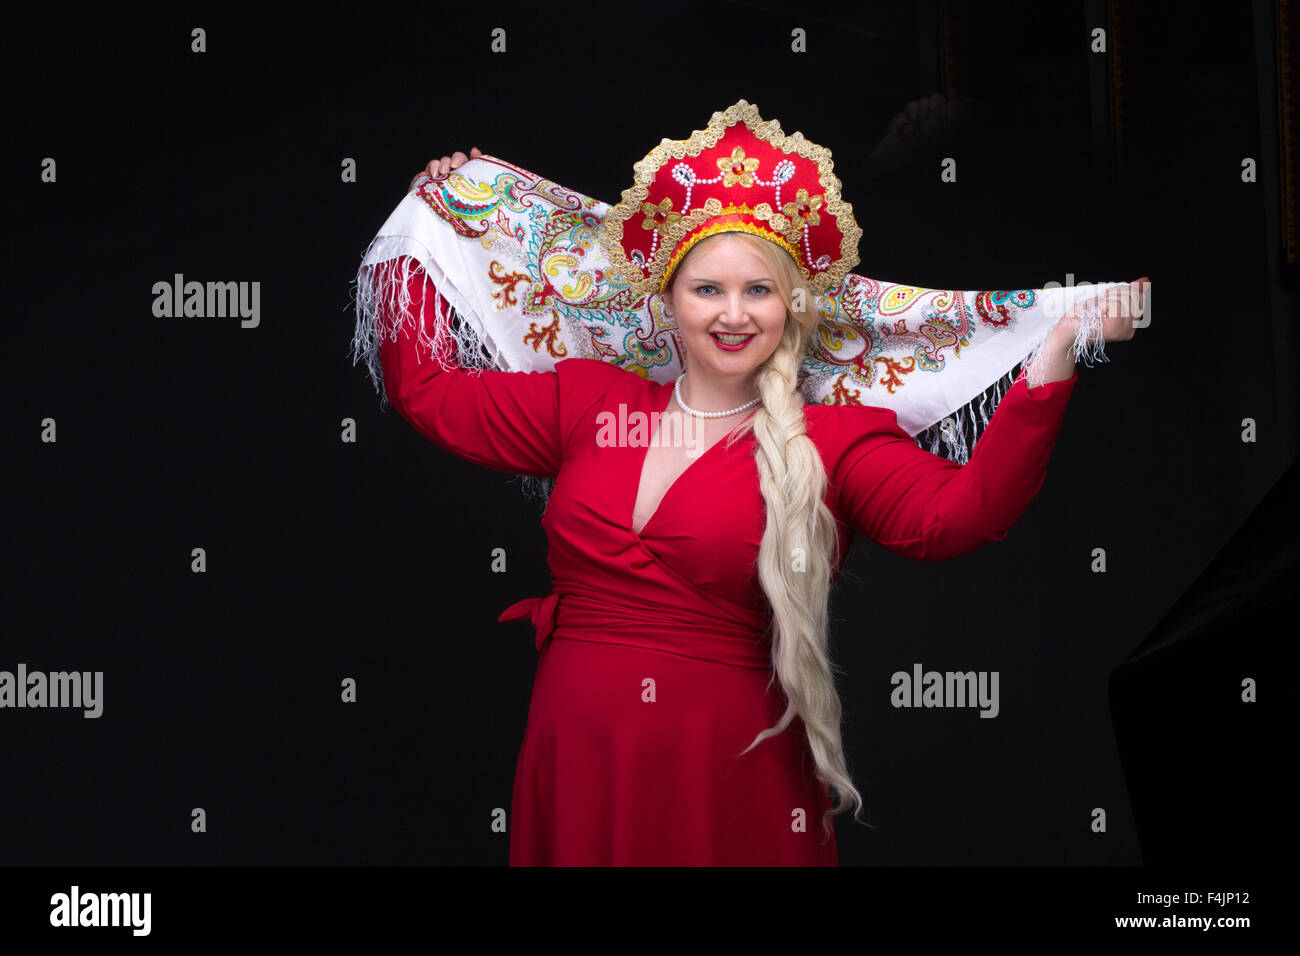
<box><xmin>694</xmin><ymin>284</ymin><xmax>771</xmax><ymax>295</ymax></box>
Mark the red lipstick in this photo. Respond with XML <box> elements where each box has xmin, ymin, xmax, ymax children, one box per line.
<box><xmin>710</xmin><ymin>332</ymin><xmax>756</xmax><ymax>352</ymax></box>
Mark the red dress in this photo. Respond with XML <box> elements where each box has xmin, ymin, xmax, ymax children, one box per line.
<box><xmin>375</xmin><ymin>257</ymin><xmax>1078</xmax><ymax>866</ymax></box>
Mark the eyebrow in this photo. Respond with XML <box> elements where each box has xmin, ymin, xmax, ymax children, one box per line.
<box><xmin>688</xmin><ymin>276</ymin><xmax>773</xmax><ymax>283</ymax></box>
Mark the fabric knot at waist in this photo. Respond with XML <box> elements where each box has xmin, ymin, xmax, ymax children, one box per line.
<box><xmin>498</xmin><ymin>581</ymin><xmax>772</xmax><ymax>669</ymax></box>
<box><xmin>497</xmin><ymin>593</ymin><xmax>562</xmax><ymax>652</ymax></box>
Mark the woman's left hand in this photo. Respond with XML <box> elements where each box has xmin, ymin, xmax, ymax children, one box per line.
<box><xmin>1029</xmin><ymin>276</ymin><xmax>1148</xmax><ymax>384</ymax></box>
<box><xmin>1059</xmin><ymin>276</ymin><xmax>1150</xmax><ymax>344</ymax></box>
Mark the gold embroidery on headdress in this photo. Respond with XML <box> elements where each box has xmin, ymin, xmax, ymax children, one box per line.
<box><xmin>660</xmin><ymin>208</ymin><xmax>804</xmax><ymax>292</ymax></box>
<box><xmin>782</xmin><ymin>188</ymin><xmax>823</xmax><ymax>227</ymax></box>
<box><xmin>639</xmin><ymin>197</ymin><xmax>682</xmax><ymax>235</ymax></box>
<box><xmin>719</xmin><ymin>146</ymin><xmax>760</xmax><ymax>187</ymax></box>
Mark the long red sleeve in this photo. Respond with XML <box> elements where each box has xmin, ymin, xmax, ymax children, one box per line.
<box><xmin>375</xmin><ymin>256</ymin><xmax>593</xmax><ymax>477</ymax></box>
<box><xmin>834</xmin><ymin>372</ymin><xmax>1078</xmax><ymax>561</ymax></box>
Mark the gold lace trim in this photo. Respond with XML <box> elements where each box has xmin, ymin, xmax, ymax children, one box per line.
<box><xmin>660</xmin><ymin>207</ymin><xmax>804</xmax><ymax>292</ymax></box>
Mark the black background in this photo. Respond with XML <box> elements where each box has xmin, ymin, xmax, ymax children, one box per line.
<box><xmin>2</xmin><ymin>0</ymin><xmax>1290</xmax><ymax>872</ymax></box>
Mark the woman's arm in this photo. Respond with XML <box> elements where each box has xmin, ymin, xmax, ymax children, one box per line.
<box><xmin>376</xmin><ymin>256</ymin><xmax>566</xmax><ymax>476</ymax></box>
<box><xmin>834</xmin><ymin>370</ymin><xmax>1078</xmax><ymax>561</ymax></box>
<box><xmin>836</xmin><ymin>277</ymin><xmax>1147</xmax><ymax>560</ymax></box>
<box><xmin>1026</xmin><ymin>315</ymin><xmax>1081</xmax><ymax>386</ymax></box>
<box><xmin>376</xmin><ymin>146</ymin><xmax>633</xmax><ymax>476</ymax></box>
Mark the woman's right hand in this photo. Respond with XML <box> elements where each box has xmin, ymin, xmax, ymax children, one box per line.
<box><xmin>410</xmin><ymin>146</ymin><xmax>483</xmax><ymax>188</ymax></box>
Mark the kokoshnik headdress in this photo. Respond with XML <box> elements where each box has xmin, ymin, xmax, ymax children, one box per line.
<box><xmin>352</xmin><ymin>99</ymin><xmax>1116</xmax><ymax>501</ymax></box>
<box><xmin>597</xmin><ymin>101</ymin><xmax>861</xmax><ymax>299</ymax></box>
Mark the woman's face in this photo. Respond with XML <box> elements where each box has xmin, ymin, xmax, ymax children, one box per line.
<box><xmin>664</xmin><ymin>235</ymin><xmax>788</xmax><ymax>383</ymax></box>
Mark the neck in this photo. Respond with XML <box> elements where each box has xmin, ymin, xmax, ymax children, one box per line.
<box><xmin>680</xmin><ymin>368</ymin><xmax>759</xmax><ymax>413</ymax></box>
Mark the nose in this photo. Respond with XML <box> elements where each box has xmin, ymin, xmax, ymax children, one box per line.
<box><xmin>715</xmin><ymin>291</ymin><xmax>755</xmax><ymax>328</ymax></box>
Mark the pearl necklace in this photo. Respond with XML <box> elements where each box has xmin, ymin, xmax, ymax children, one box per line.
<box><xmin>674</xmin><ymin>372</ymin><xmax>761</xmax><ymax>419</ymax></box>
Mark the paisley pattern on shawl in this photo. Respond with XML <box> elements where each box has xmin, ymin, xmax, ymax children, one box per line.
<box><xmin>351</xmin><ymin>154</ymin><xmax>1114</xmax><ymax>480</ymax></box>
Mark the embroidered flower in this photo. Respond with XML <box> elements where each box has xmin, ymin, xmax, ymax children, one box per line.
<box><xmin>782</xmin><ymin>188</ymin><xmax>823</xmax><ymax>227</ymax></box>
<box><xmin>640</xmin><ymin>197</ymin><xmax>682</xmax><ymax>235</ymax></box>
<box><xmin>718</xmin><ymin>146</ymin><xmax>759</xmax><ymax>187</ymax></box>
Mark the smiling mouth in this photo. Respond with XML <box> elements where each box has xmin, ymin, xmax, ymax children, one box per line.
<box><xmin>710</xmin><ymin>332</ymin><xmax>756</xmax><ymax>345</ymax></box>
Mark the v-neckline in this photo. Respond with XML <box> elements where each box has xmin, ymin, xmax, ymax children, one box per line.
<box><xmin>629</xmin><ymin>384</ymin><xmax>735</xmax><ymax>539</ymax></box>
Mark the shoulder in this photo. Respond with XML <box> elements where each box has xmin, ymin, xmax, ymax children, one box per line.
<box><xmin>804</xmin><ymin>400</ymin><xmax>909</xmax><ymax>439</ymax></box>
<box><xmin>553</xmin><ymin>357</ymin><xmax>655</xmax><ymax>398</ymax></box>
<box><xmin>554</xmin><ymin>356</ymin><xmax>643</xmax><ymax>381</ymax></box>
<box><xmin>804</xmin><ymin>401</ymin><xmax>914</xmax><ymax>474</ymax></box>
<box><xmin>552</xmin><ymin>358</ymin><xmax>659</xmax><ymax>427</ymax></box>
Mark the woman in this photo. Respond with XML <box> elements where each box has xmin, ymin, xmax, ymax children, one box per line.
<box><xmin>361</xmin><ymin>101</ymin><xmax>1147</xmax><ymax>865</ymax></box>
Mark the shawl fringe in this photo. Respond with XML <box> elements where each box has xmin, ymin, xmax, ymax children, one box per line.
<box><xmin>915</xmin><ymin>303</ymin><xmax>1108</xmax><ymax>465</ymax></box>
<box><xmin>349</xmin><ymin>247</ymin><xmax>556</xmax><ymax>508</ymax></box>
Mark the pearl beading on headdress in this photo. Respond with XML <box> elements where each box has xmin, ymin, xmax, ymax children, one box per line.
<box><xmin>664</xmin><ymin>158</ymin><xmax>806</xmax><ymax>264</ymax></box>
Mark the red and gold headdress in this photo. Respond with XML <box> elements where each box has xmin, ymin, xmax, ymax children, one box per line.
<box><xmin>599</xmin><ymin>99</ymin><xmax>863</xmax><ymax>298</ymax></box>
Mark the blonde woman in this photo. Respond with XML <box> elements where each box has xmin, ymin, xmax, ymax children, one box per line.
<box><xmin>359</xmin><ymin>102</ymin><xmax>1146</xmax><ymax>865</ymax></box>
